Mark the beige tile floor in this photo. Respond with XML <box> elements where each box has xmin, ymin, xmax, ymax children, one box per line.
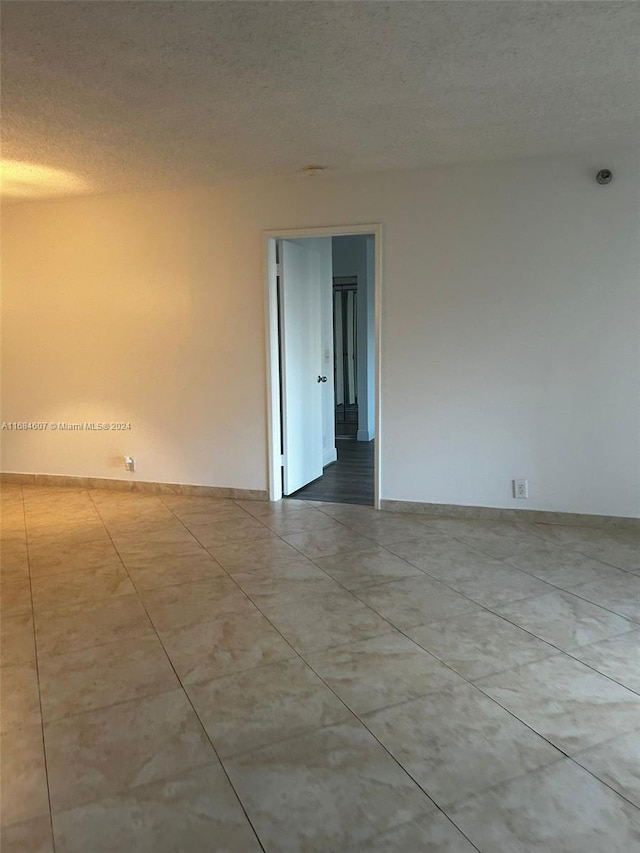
<box><xmin>1</xmin><ymin>484</ymin><xmax>639</xmax><ymax>853</ymax></box>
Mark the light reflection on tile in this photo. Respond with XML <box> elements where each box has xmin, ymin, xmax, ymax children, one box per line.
<box><xmin>38</xmin><ymin>635</ymin><xmax>179</xmax><ymax>722</ymax></box>
<box><xmin>283</xmin><ymin>525</ymin><xmax>376</xmax><ymax>559</ymax></box>
<box><xmin>572</xmin><ymin>730</ymin><xmax>640</xmax><ymax>808</ymax></box>
<box><xmin>35</xmin><ymin>594</ymin><xmax>154</xmax><ymax>657</ymax></box>
<box><xmin>188</xmin><ymin>658</ymin><xmax>351</xmax><ymax>757</ymax></box>
<box><xmin>51</xmin><ymin>764</ymin><xmax>262</xmax><ymax>853</ymax></box>
<box><xmin>224</xmin><ymin>719</ymin><xmax>434</xmax><ymax>853</ymax></box>
<box><xmin>31</xmin><ymin>564</ymin><xmax>134</xmax><ymax>613</ymax></box>
<box><xmin>306</xmin><ymin>632</ymin><xmax>465</xmax><ymax>714</ymax></box>
<box><xmin>341</xmin><ymin>811</ymin><xmax>477</xmax><ymax>853</ymax></box>
<box><xmin>0</xmin><ymin>724</ymin><xmax>50</xmax><ymax>825</ymax></box>
<box><xmin>568</xmin><ymin>630</ymin><xmax>640</xmax><ymax>693</ymax></box>
<box><xmin>476</xmin><ymin>654</ymin><xmax>640</xmax><ymax>753</ymax></box>
<box><xmin>232</xmin><ymin>560</ymin><xmax>341</xmax><ymax>604</ymax></box>
<box><xmin>407</xmin><ymin>609</ymin><xmax>557</xmax><ymax>681</ymax></box>
<box><xmin>0</xmin><ymin>661</ymin><xmax>41</xmax><ymax>733</ymax></box>
<box><xmin>491</xmin><ymin>590</ymin><xmax>635</xmax><ymax>651</ymax></box>
<box><xmin>140</xmin><ymin>577</ymin><xmax>253</xmax><ymax>633</ymax></box>
<box><xmin>355</xmin><ymin>575</ymin><xmax>481</xmax><ymax>631</ymax></box>
<box><xmin>44</xmin><ymin>689</ymin><xmax>215</xmax><ymax>812</ymax></box>
<box><xmin>363</xmin><ymin>682</ymin><xmax>561</xmax><ymax>806</ymax></box>
<box><xmin>449</xmin><ymin>758</ymin><xmax>640</xmax><ymax>853</ymax></box>
<box><xmin>506</xmin><ymin>541</ymin><xmax>630</xmax><ymax>590</ymax></box>
<box><xmin>159</xmin><ymin>609</ymin><xmax>295</xmax><ymax>685</ymax></box>
<box><xmin>1</xmin><ymin>609</ymin><xmax>36</xmax><ymax>666</ymax></box>
<box><xmin>569</xmin><ymin>573</ymin><xmax>640</xmax><ymax>622</ymax></box>
<box><xmin>313</xmin><ymin>547</ymin><xmax>422</xmax><ymax>589</ymax></box>
<box><xmin>257</xmin><ymin>589</ymin><xmax>392</xmax><ymax>654</ymax></box>
<box><xmin>124</xmin><ymin>552</ymin><xmax>226</xmax><ymax>590</ymax></box>
<box><xmin>0</xmin><ymin>815</ymin><xmax>54</xmax><ymax>853</ymax></box>
<box><xmin>9</xmin><ymin>485</ymin><xmax>640</xmax><ymax>851</ymax></box>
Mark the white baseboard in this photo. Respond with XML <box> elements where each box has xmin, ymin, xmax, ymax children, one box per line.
<box><xmin>380</xmin><ymin>499</ymin><xmax>640</xmax><ymax>531</ymax></box>
<box><xmin>0</xmin><ymin>471</ymin><xmax>268</xmax><ymax>500</ymax></box>
<box><xmin>323</xmin><ymin>447</ymin><xmax>338</xmax><ymax>467</ymax></box>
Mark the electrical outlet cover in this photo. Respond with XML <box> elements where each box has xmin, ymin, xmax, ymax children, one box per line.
<box><xmin>513</xmin><ymin>479</ymin><xmax>528</xmax><ymax>499</ymax></box>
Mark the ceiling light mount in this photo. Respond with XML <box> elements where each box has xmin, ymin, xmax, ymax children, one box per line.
<box><xmin>301</xmin><ymin>164</ymin><xmax>325</xmax><ymax>177</ymax></box>
<box><xmin>596</xmin><ymin>168</ymin><xmax>613</xmax><ymax>185</ymax></box>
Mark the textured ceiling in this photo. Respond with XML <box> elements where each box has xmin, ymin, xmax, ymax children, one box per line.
<box><xmin>2</xmin><ymin>1</ymin><xmax>639</xmax><ymax>199</ymax></box>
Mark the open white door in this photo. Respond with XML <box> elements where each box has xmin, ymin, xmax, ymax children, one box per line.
<box><xmin>279</xmin><ymin>238</ymin><xmax>330</xmax><ymax>495</ymax></box>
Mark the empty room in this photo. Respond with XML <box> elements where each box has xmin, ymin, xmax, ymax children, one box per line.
<box><xmin>1</xmin><ymin>2</ymin><xmax>639</xmax><ymax>852</ymax></box>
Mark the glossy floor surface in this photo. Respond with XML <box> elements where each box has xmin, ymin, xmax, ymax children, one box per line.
<box><xmin>288</xmin><ymin>439</ymin><xmax>375</xmax><ymax>506</ymax></box>
<box><xmin>1</xmin><ymin>484</ymin><xmax>639</xmax><ymax>852</ymax></box>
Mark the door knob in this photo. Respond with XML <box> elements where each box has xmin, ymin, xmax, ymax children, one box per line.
<box><xmin>317</xmin><ymin>375</ymin><xmax>328</xmax><ymax>383</ymax></box>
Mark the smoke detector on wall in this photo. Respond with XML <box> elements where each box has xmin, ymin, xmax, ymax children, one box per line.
<box><xmin>300</xmin><ymin>165</ymin><xmax>325</xmax><ymax>177</ymax></box>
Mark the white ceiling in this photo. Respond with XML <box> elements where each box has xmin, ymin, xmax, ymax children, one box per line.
<box><xmin>2</xmin><ymin>1</ymin><xmax>639</xmax><ymax>199</ymax></box>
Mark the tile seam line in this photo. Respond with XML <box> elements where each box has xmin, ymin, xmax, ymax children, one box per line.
<box><xmin>301</xmin><ymin>523</ymin><xmax>640</xmax><ymax>811</ymax></box>
<box><xmin>196</xmin><ymin>499</ymin><xmax>617</xmax><ymax>845</ymax></box>
<box><xmin>24</xmin><ymin>487</ymin><xmax>637</xmax><ymax>847</ymax></box>
<box><xmin>20</xmin><ymin>482</ymin><xmax>57</xmax><ymax>851</ymax></box>
<box><xmin>87</xmin><ymin>490</ymin><xmax>268</xmax><ymax>853</ymax></box>
<box><xmin>125</xmin><ymin>498</ymin><xmax>640</xmax><ymax>707</ymax></box>
<box><xmin>367</xmin><ymin>538</ymin><xmax>640</xmax><ymax>697</ymax></box>
<box><xmin>160</xmin><ymin>493</ymin><xmax>486</xmax><ymax>853</ymax></box>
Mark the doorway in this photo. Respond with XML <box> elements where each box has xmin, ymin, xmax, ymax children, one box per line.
<box><xmin>333</xmin><ymin>277</ymin><xmax>358</xmax><ymax>439</ymax></box>
<box><xmin>264</xmin><ymin>224</ymin><xmax>382</xmax><ymax>507</ymax></box>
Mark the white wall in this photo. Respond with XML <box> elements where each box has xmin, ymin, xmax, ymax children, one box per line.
<box><xmin>332</xmin><ymin>235</ymin><xmax>376</xmax><ymax>441</ymax></box>
<box><xmin>2</xmin><ymin>148</ymin><xmax>639</xmax><ymax>517</ymax></box>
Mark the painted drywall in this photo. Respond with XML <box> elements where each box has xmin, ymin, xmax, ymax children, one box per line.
<box><xmin>332</xmin><ymin>235</ymin><xmax>376</xmax><ymax>441</ymax></box>
<box><xmin>2</xmin><ymin>148</ymin><xmax>639</xmax><ymax>516</ymax></box>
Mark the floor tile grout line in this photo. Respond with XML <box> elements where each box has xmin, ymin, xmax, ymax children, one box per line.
<box><xmin>500</xmin><ymin>548</ymin><xmax>640</xmax><ymax>580</ymax></box>
<box><xmin>29</xmin><ymin>551</ymin><xmax>231</xmax><ymax>603</ymax></box>
<box><xmin>40</xmin><ymin>681</ymin><xmax>193</xmax><ymax>727</ymax></box>
<box><xmin>465</xmin><ymin>670</ymin><xmax>640</xmax><ymax>813</ymax></box>
<box><xmin>565</xmin><ymin>753</ymin><xmax>640</xmax><ymax>813</ymax></box>
<box><xmin>571</xmin><ymin>546</ymin><xmax>640</xmax><ymax>573</ymax></box>
<box><xmin>20</xmin><ymin>483</ymin><xmax>58</xmax><ymax>852</ymax></box>
<box><xmin>428</xmin><ymin>627</ymin><xmax>640</xmax><ymax>809</ymax></box>
<box><xmin>311</xmin><ymin>512</ymin><xmax>640</xmax><ymax>579</ymax></box>
<box><xmin>88</xmin><ymin>490</ymin><xmax>269</xmax><ymax>853</ymax></box>
<box><xmin>156</xmin><ymin>497</ymin><xmax>484</xmax><ymax>852</ymax></box>
<box><xmin>28</xmin><ymin>616</ymin><xmax>154</xmax><ymax>664</ymax></box>
<box><xmin>179</xmin><ymin>502</ymin><xmax>640</xmax><ymax>703</ymax></box>
<box><xmin>19</xmin><ymin>486</ymin><xmax>639</xmax><ymax>847</ymax></box>
<box><xmin>135</xmin><ymin>495</ymin><xmax>637</xmax><ymax>607</ymax></box>
<box><xmin>397</xmin><ymin>513</ymin><xmax>640</xmax><ymax>566</ymax></box>
<box><xmin>547</xmin><ymin>585</ymin><xmax>640</xmax><ymax>625</ymax></box>
<box><xmin>161</xmin><ymin>498</ymin><xmax>596</xmax><ymax>852</ymax></box>
<box><xmin>275</xmin><ymin>516</ymin><xmax>640</xmax><ymax>814</ymax></box>
<box><xmin>200</xmin><ymin>524</ymin><xmax>564</xmax><ymax>640</ymax></box>
<box><xmin>20</xmin><ymin>492</ymin><xmax>640</xmax><ymax>707</ymax></box>
<box><xmin>360</xmin><ymin>537</ymin><xmax>640</xmax><ymax>695</ymax></box>
<box><xmin>470</xmin><ymin>602</ymin><xmax>640</xmax><ymax>697</ymax></box>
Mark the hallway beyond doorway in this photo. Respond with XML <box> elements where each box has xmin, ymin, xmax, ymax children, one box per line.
<box><xmin>287</xmin><ymin>439</ymin><xmax>374</xmax><ymax>505</ymax></box>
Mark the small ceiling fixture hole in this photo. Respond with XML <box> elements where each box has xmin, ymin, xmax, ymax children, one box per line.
<box><xmin>596</xmin><ymin>168</ymin><xmax>613</xmax><ymax>185</ymax></box>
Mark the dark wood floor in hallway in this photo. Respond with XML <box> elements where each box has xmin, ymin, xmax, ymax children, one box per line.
<box><xmin>288</xmin><ymin>439</ymin><xmax>374</xmax><ymax>505</ymax></box>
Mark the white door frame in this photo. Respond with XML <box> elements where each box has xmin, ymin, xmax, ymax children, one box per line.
<box><xmin>264</xmin><ymin>223</ymin><xmax>383</xmax><ymax>508</ymax></box>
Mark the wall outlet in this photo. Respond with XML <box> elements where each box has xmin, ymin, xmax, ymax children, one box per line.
<box><xmin>513</xmin><ymin>479</ymin><xmax>528</xmax><ymax>499</ymax></box>
<box><xmin>124</xmin><ymin>456</ymin><xmax>135</xmax><ymax>472</ymax></box>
